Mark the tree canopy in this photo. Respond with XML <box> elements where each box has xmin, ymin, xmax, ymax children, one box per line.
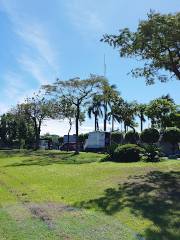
<box><xmin>43</xmin><ymin>75</ymin><xmax>105</xmax><ymax>153</ymax></box>
<box><xmin>102</xmin><ymin>11</ymin><xmax>180</xmax><ymax>84</ymax></box>
<box><xmin>145</xmin><ymin>97</ymin><xmax>176</xmax><ymax>129</ymax></box>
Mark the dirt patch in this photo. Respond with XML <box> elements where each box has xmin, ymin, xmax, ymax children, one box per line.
<box><xmin>27</xmin><ymin>203</ymin><xmax>78</xmax><ymax>229</ymax></box>
<box><xmin>3</xmin><ymin>204</ymin><xmax>31</xmax><ymax>222</ymax></box>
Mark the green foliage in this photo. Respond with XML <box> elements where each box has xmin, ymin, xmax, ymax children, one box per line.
<box><xmin>88</xmin><ymin>95</ymin><xmax>103</xmax><ymax>131</ymax></box>
<box><xmin>145</xmin><ymin>98</ymin><xmax>176</xmax><ymax>129</ymax></box>
<box><xmin>20</xmin><ymin>94</ymin><xmax>56</xmax><ymax>149</ymax></box>
<box><xmin>42</xmin><ymin>133</ymin><xmax>60</xmax><ymax>143</ymax></box>
<box><xmin>100</xmin><ymin>80</ymin><xmax>120</xmax><ymax>131</ymax></box>
<box><xmin>136</xmin><ymin>103</ymin><xmax>147</xmax><ymax>131</ymax></box>
<box><xmin>143</xmin><ymin>144</ymin><xmax>160</xmax><ymax>162</ymax></box>
<box><xmin>0</xmin><ymin>111</ymin><xmax>35</xmax><ymax>148</ymax></box>
<box><xmin>111</xmin><ymin>132</ymin><xmax>123</xmax><ymax>144</ymax></box>
<box><xmin>78</xmin><ymin>133</ymin><xmax>88</xmax><ymax>143</ymax></box>
<box><xmin>43</xmin><ymin>75</ymin><xmax>105</xmax><ymax>153</ymax></box>
<box><xmin>162</xmin><ymin>127</ymin><xmax>180</xmax><ymax>147</ymax></box>
<box><xmin>111</xmin><ymin>100</ymin><xmax>138</xmax><ymax>131</ymax></box>
<box><xmin>107</xmin><ymin>143</ymin><xmax>118</xmax><ymax>159</ymax></box>
<box><xmin>167</xmin><ymin>111</ymin><xmax>180</xmax><ymax>128</ymax></box>
<box><xmin>125</xmin><ymin>131</ymin><xmax>139</xmax><ymax>144</ymax></box>
<box><xmin>58</xmin><ymin>136</ymin><xmax>63</xmax><ymax>144</ymax></box>
<box><xmin>141</xmin><ymin>128</ymin><xmax>160</xmax><ymax>144</ymax></box>
<box><xmin>102</xmin><ymin>11</ymin><xmax>180</xmax><ymax>84</ymax></box>
<box><xmin>113</xmin><ymin>144</ymin><xmax>144</xmax><ymax>162</ymax></box>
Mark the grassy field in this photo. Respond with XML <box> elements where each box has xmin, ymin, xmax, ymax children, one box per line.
<box><xmin>0</xmin><ymin>150</ymin><xmax>179</xmax><ymax>240</ymax></box>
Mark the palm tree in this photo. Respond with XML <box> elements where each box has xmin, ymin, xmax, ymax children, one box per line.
<box><xmin>121</xmin><ymin>101</ymin><xmax>138</xmax><ymax>133</ymax></box>
<box><xmin>101</xmin><ymin>81</ymin><xmax>119</xmax><ymax>131</ymax></box>
<box><xmin>111</xmin><ymin>100</ymin><xmax>137</xmax><ymax>133</ymax></box>
<box><xmin>108</xmin><ymin>95</ymin><xmax>124</xmax><ymax>132</ymax></box>
<box><xmin>88</xmin><ymin>96</ymin><xmax>103</xmax><ymax>131</ymax></box>
<box><xmin>137</xmin><ymin>103</ymin><xmax>146</xmax><ymax>132</ymax></box>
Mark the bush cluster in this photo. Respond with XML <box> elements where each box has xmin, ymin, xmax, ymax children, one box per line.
<box><xmin>107</xmin><ymin>127</ymin><xmax>180</xmax><ymax>163</ymax></box>
<box><xmin>111</xmin><ymin>132</ymin><xmax>123</xmax><ymax>144</ymax></box>
<box><xmin>125</xmin><ymin>131</ymin><xmax>139</xmax><ymax>144</ymax></box>
<box><xmin>107</xmin><ymin>143</ymin><xmax>118</xmax><ymax>159</ymax></box>
<box><xmin>143</xmin><ymin>144</ymin><xmax>160</xmax><ymax>162</ymax></box>
<box><xmin>140</xmin><ymin>128</ymin><xmax>160</xmax><ymax>144</ymax></box>
<box><xmin>161</xmin><ymin>127</ymin><xmax>180</xmax><ymax>154</ymax></box>
<box><xmin>113</xmin><ymin>144</ymin><xmax>144</xmax><ymax>162</ymax></box>
<box><xmin>162</xmin><ymin>127</ymin><xmax>180</xmax><ymax>145</ymax></box>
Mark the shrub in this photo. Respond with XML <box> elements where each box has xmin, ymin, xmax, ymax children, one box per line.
<box><xmin>141</xmin><ymin>128</ymin><xmax>160</xmax><ymax>144</ymax></box>
<box><xmin>125</xmin><ymin>131</ymin><xmax>139</xmax><ymax>144</ymax></box>
<box><xmin>162</xmin><ymin>127</ymin><xmax>180</xmax><ymax>154</ymax></box>
<box><xmin>107</xmin><ymin>143</ymin><xmax>118</xmax><ymax>159</ymax></box>
<box><xmin>111</xmin><ymin>132</ymin><xmax>123</xmax><ymax>144</ymax></box>
<box><xmin>79</xmin><ymin>133</ymin><xmax>88</xmax><ymax>143</ymax></box>
<box><xmin>113</xmin><ymin>144</ymin><xmax>144</xmax><ymax>162</ymax></box>
<box><xmin>143</xmin><ymin>144</ymin><xmax>160</xmax><ymax>162</ymax></box>
<box><xmin>58</xmin><ymin>137</ymin><xmax>63</xmax><ymax>144</ymax></box>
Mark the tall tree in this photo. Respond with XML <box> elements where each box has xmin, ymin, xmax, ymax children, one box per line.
<box><xmin>88</xmin><ymin>95</ymin><xmax>103</xmax><ymax>131</ymax></box>
<box><xmin>101</xmin><ymin>81</ymin><xmax>119</xmax><ymax>131</ymax></box>
<box><xmin>11</xmin><ymin>105</ymin><xmax>34</xmax><ymax>148</ymax></box>
<box><xmin>0</xmin><ymin>108</ymin><xmax>35</xmax><ymax>149</ymax></box>
<box><xmin>23</xmin><ymin>94</ymin><xmax>54</xmax><ymax>149</ymax></box>
<box><xmin>145</xmin><ymin>98</ymin><xmax>176</xmax><ymax>129</ymax></box>
<box><xmin>0</xmin><ymin>113</ymin><xmax>17</xmax><ymax>147</ymax></box>
<box><xmin>55</xmin><ymin>97</ymin><xmax>85</xmax><ymax>151</ymax></box>
<box><xmin>102</xmin><ymin>11</ymin><xmax>180</xmax><ymax>84</ymax></box>
<box><xmin>110</xmin><ymin>100</ymin><xmax>137</xmax><ymax>133</ymax></box>
<box><xmin>137</xmin><ymin>103</ymin><xmax>147</xmax><ymax>132</ymax></box>
<box><xmin>121</xmin><ymin>101</ymin><xmax>138</xmax><ymax>133</ymax></box>
<box><xmin>108</xmin><ymin>95</ymin><xmax>124</xmax><ymax>132</ymax></box>
<box><xmin>43</xmin><ymin>75</ymin><xmax>104</xmax><ymax>153</ymax></box>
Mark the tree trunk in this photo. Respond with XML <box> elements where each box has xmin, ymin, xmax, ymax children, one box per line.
<box><xmin>75</xmin><ymin>103</ymin><xmax>80</xmax><ymax>154</ymax></box>
<box><xmin>112</xmin><ymin>116</ymin><xmax>114</xmax><ymax>132</ymax></box>
<box><xmin>97</xmin><ymin>119</ymin><xmax>99</xmax><ymax>131</ymax></box>
<box><xmin>34</xmin><ymin>119</ymin><xmax>40</xmax><ymax>150</ymax></box>
<box><xmin>140</xmin><ymin>116</ymin><xmax>143</xmax><ymax>132</ymax></box>
<box><xmin>95</xmin><ymin>114</ymin><xmax>97</xmax><ymax>131</ymax></box>
<box><xmin>67</xmin><ymin>118</ymin><xmax>72</xmax><ymax>152</ymax></box>
<box><xmin>104</xmin><ymin>103</ymin><xmax>107</xmax><ymax>132</ymax></box>
<box><xmin>130</xmin><ymin>125</ymin><xmax>136</xmax><ymax>133</ymax></box>
<box><xmin>124</xmin><ymin>123</ymin><xmax>127</xmax><ymax>133</ymax></box>
<box><xmin>35</xmin><ymin>132</ymin><xmax>40</xmax><ymax>150</ymax></box>
<box><xmin>104</xmin><ymin>117</ymin><xmax>107</xmax><ymax>131</ymax></box>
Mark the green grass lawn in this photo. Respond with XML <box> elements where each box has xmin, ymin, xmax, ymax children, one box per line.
<box><xmin>0</xmin><ymin>150</ymin><xmax>179</xmax><ymax>240</ymax></box>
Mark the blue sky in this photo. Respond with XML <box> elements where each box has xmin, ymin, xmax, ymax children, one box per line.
<box><xmin>0</xmin><ymin>0</ymin><xmax>179</xmax><ymax>135</ymax></box>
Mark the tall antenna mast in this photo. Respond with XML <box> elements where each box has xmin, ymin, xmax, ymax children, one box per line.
<box><xmin>104</xmin><ymin>54</ymin><xmax>107</xmax><ymax>77</ymax></box>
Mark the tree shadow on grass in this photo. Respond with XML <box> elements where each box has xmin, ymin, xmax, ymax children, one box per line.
<box><xmin>75</xmin><ymin>171</ymin><xmax>180</xmax><ymax>240</ymax></box>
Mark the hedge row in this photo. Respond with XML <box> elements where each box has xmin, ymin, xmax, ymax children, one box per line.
<box><xmin>111</xmin><ymin>127</ymin><xmax>180</xmax><ymax>145</ymax></box>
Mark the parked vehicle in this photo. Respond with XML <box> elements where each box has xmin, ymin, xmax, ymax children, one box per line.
<box><xmin>84</xmin><ymin>131</ymin><xmax>111</xmax><ymax>151</ymax></box>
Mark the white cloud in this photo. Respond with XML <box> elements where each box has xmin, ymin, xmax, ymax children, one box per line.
<box><xmin>66</xmin><ymin>0</ymin><xmax>105</xmax><ymax>37</ymax></box>
<box><xmin>16</xmin><ymin>23</ymin><xmax>58</xmax><ymax>72</ymax></box>
<box><xmin>18</xmin><ymin>55</ymin><xmax>51</xmax><ymax>85</ymax></box>
<box><xmin>0</xmin><ymin>0</ymin><xmax>59</xmax><ymax>84</ymax></box>
<box><xmin>2</xmin><ymin>71</ymin><xmax>35</xmax><ymax>103</ymax></box>
<box><xmin>3</xmin><ymin>72</ymin><xmax>27</xmax><ymax>100</ymax></box>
